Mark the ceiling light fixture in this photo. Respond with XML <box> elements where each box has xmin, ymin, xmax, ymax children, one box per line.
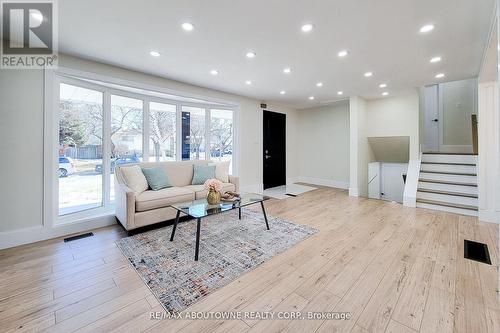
<box><xmin>435</xmin><ymin>73</ymin><xmax>445</xmax><ymax>78</ymax></box>
<box><xmin>379</xmin><ymin>83</ymin><xmax>387</xmax><ymax>88</ymax></box>
<box><xmin>430</xmin><ymin>56</ymin><xmax>442</xmax><ymax>63</ymax></box>
<box><xmin>301</xmin><ymin>23</ymin><xmax>314</xmax><ymax>32</ymax></box>
<box><xmin>210</xmin><ymin>69</ymin><xmax>219</xmax><ymax>75</ymax></box>
<box><xmin>182</xmin><ymin>22</ymin><xmax>194</xmax><ymax>31</ymax></box>
<box><xmin>337</xmin><ymin>91</ymin><xmax>343</xmax><ymax>95</ymax></box>
<box><xmin>338</xmin><ymin>50</ymin><xmax>349</xmax><ymax>57</ymax></box>
<box><xmin>382</xmin><ymin>92</ymin><xmax>389</xmax><ymax>96</ymax></box>
<box><xmin>316</xmin><ymin>82</ymin><xmax>323</xmax><ymax>87</ymax></box>
<box><xmin>420</xmin><ymin>24</ymin><xmax>434</xmax><ymax>33</ymax></box>
<box><xmin>308</xmin><ymin>96</ymin><xmax>315</xmax><ymax>100</ymax></box>
<box><xmin>246</xmin><ymin>51</ymin><xmax>256</xmax><ymax>58</ymax></box>
<box><xmin>149</xmin><ymin>51</ymin><xmax>161</xmax><ymax>57</ymax></box>
<box><xmin>30</xmin><ymin>11</ymin><xmax>43</xmax><ymax>22</ymax></box>
<box><xmin>280</xmin><ymin>90</ymin><xmax>286</xmax><ymax>95</ymax></box>
<box><xmin>283</xmin><ymin>67</ymin><xmax>292</xmax><ymax>74</ymax></box>
<box><xmin>245</xmin><ymin>80</ymin><xmax>252</xmax><ymax>85</ymax></box>
<box><xmin>364</xmin><ymin>72</ymin><xmax>373</xmax><ymax>77</ymax></box>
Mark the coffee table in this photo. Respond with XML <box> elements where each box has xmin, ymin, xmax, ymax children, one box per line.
<box><xmin>169</xmin><ymin>193</ymin><xmax>270</xmax><ymax>261</ymax></box>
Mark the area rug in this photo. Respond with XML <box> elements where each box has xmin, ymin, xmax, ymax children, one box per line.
<box><xmin>116</xmin><ymin>208</ymin><xmax>318</xmax><ymax>313</ymax></box>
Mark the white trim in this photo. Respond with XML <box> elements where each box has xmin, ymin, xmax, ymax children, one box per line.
<box><xmin>0</xmin><ymin>215</ymin><xmax>116</xmax><ymax>250</ymax></box>
<box><xmin>349</xmin><ymin>188</ymin><xmax>359</xmax><ymax>197</ymax></box>
<box><xmin>296</xmin><ymin>177</ymin><xmax>349</xmax><ymax>190</ymax></box>
<box><xmin>403</xmin><ymin>157</ymin><xmax>422</xmax><ymax>208</ymax></box>
<box><xmin>479</xmin><ymin>209</ymin><xmax>500</xmax><ymax>224</ymax></box>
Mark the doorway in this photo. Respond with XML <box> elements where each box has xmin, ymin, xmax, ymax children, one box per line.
<box><xmin>263</xmin><ymin>110</ymin><xmax>286</xmax><ymax>190</ymax></box>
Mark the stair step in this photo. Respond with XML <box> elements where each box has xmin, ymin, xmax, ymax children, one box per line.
<box><xmin>422</xmin><ymin>154</ymin><xmax>478</xmax><ymax>164</ymax></box>
<box><xmin>420</xmin><ymin>170</ymin><xmax>477</xmax><ymax>176</ymax></box>
<box><xmin>417</xmin><ymin>191</ymin><xmax>478</xmax><ymax>207</ymax></box>
<box><xmin>416</xmin><ymin>201</ymin><xmax>478</xmax><ymax>217</ymax></box>
<box><xmin>420</xmin><ymin>163</ymin><xmax>476</xmax><ymax>174</ymax></box>
<box><xmin>419</xmin><ymin>179</ymin><xmax>478</xmax><ymax>187</ymax></box>
<box><xmin>421</xmin><ymin>162</ymin><xmax>476</xmax><ymax>166</ymax></box>
<box><xmin>417</xmin><ymin>188</ymin><xmax>478</xmax><ymax>198</ymax></box>
<box><xmin>419</xmin><ymin>172</ymin><xmax>477</xmax><ymax>185</ymax></box>
<box><xmin>423</xmin><ymin>152</ymin><xmax>477</xmax><ymax>155</ymax></box>
<box><xmin>416</xmin><ymin>198</ymin><xmax>478</xmax><ymax>211</ymax></box>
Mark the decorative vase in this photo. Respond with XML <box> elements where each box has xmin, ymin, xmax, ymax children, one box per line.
<box><xmin>206</xmin><ymin>188</ymin><xmax>221</xmax><ymax>205</ymax></box>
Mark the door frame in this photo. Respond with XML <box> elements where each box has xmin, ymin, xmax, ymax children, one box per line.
<box><xmin>263</xmin><ymin>110</ymin><xmax>286</xmax><ymax>190</ymax></box>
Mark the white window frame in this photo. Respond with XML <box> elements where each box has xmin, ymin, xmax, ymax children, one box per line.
<box><xmin>44</xmin><ymin>67</ymin><xmax>239</xmax><ymax>228</ymax></box>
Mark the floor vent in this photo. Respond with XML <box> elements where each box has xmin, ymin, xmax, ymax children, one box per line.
<box><xmin>64</xmin><ymin>232</ymin><xmax>94</xmax><ymax>242</ymax></box>
<box><xmin>464</xmin><ymin>239</ymin><xmax>491</xmax><ymax>265</ymax></box>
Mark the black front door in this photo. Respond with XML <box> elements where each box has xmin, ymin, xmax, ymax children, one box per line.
<box><xmin>263</xmin><ymin>110</ymin><xmax>286</xmax><ymax>190</ymax></box>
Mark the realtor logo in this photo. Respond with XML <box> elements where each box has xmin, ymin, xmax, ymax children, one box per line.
<box><xmin>1</xmin><ymin>0</ymin><xmax>58</xmax><ymax>68</ymax></box>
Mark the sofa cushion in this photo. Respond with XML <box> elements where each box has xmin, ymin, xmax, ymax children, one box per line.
<box><xmin>185</xmin><ymin>183</ymin><xmax>236</xmax><ymax>199</ymax></box>
<box><xmin>191</xmin><ymin>165</ymin><xmax>216</xmax><ymax>185</ymax></box>
<box><xmin>209</xmin><ymin>160</ymin><xmax>230</xmax><ymax>183</ymax></box>
<box><xmin>141</xmin><ymin>167</ymin><xmax>172</xmax><ymax>191</ymax></box>
<box><xmin>135</xmin><ymin>187</ymin><xmax>195</xmax><ymax>212</ymax></box>
<box><xmin>120</xmin><ymin>165</ymin><xmax>148</xmax><ymax>194</ymax></box>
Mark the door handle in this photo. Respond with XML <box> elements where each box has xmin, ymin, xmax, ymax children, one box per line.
<box><xmin>432</xmin><ymin>119</ymin><xmax>439</xmax><ymax>122</ymax></box>
<box><xmin>265</xmin><ymin>155</ymin><xmax>271</xmax><ymax>159</ymax></box>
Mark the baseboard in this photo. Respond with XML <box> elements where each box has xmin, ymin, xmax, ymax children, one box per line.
<box><xmin>349</xmin><ymin>187</ymin><xmax>359</xmax><ymax>197</ymax></box>
<box><xmin>0</xmin><ymin>215</ymin><xmax>116</xmax><ymax>250</ymax></box>
<box><xmin>296</xmin><ymin>177</ymin><xmax>349</xmax><ymax>190</ymax></box>
<box><xmin>479</xmin><ymin>209</ymin><xmax>500</xmax><ymax>224</ymax></box>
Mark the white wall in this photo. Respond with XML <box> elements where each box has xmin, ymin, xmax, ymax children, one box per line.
<box><xmin>297</xmin><ymin>102</ymin><xmax>350</xmax><ymax>188</ymax></box>
<box><xmin>0</xmin><ymin>54</ymin><xmax>300</xmax><ymax>237</ymax></box>
<box><xmin>350</xmin><ymin>90</ymin><xmax>420</xmax><ymax>198</ymax></box>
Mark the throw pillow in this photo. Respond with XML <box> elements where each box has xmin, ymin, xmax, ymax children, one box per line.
<box><xmin>191</xmin><ymin>165</ymin><xmax>216</xmax><ymax>185</ymax></box>
<box><xmin>120</xmin><ymin>165</ymin><xmax>148</xmax><ymax>194</ymax></box>
<box><xmin>142</xmin><ymin>167</ymin><xmax>172</xmax><ymax>191</ymax></box>
<box><xmin>209</xmin><ymin>160</ymin><xmax>230</xmax><ymax>183</ymax></box>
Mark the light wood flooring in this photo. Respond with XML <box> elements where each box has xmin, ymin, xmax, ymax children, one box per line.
<box><xmin>0</xmin><ymin>187</ymin><xmax>498</xmax><ymax>332</ymax></box>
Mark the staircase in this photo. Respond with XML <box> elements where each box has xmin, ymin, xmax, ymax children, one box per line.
<box><xmin>416</xmin><ymin>153</ymin><xmax>478</xmax><ymax>216</ymax></box>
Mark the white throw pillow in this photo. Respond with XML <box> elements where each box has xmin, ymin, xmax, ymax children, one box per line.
<box><xmin>210</xmin><ymin>161</ymin><xmax>230</xmax><ymax>183</ymax></box>
<box><xmin>120</xmin><ymin>165</ymin><xmax>149</xmax><ymax>194</ymax></box>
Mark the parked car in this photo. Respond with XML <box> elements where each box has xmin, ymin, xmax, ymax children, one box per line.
<box><xmin>95</xmin><ymin>155</ymin><xmax>140</xmax><ymax>173</ymax></box>
<box><xmin>210</xmin><ymin>148</ymin><xmax>232</xmax><ymax>157</ymax></box>
<box><xmin>59</xmin><ymin>157</ymin><xmax>76</xmax><ymax>177</ymax></box>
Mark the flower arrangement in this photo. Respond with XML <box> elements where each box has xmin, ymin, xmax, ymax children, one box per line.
<box><xmin>204</xmin><ymin>178</ymin><xmax>223</xmax><ymax>192</ymax></box>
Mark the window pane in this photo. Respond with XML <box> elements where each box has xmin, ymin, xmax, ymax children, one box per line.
<box><xmin>149</xmin><ymin>102</ymin><xmax>176</xmax><ymax>161</ymax></box>
<box><xmin>110</xmin><ymin>95</ymin><xmax>143</xmax><ymax>202</ymax></box>
<box><xmin>181</xmin><ymin>106</ymin><xmax>206</xmax><ymax>160</ymax></box>
<box><xmin>59</xmin><ymin>83</ymin><xmax>103</xmax><ymax>216</ymax></box>
<box><xmin>210</xmin><ymin>109</ymin><xmax>233</xmax><ymax>173</ymax></box>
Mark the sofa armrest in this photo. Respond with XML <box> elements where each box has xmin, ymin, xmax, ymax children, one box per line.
<box><xmin>114</xmin><ymin>174</ymin><xmax>136</xmax><ymax>230</ymax></box>
<box><xmin>229</xmin><ymin>175</ymin><xmax>239</xmax><ymax>192</ymax></box>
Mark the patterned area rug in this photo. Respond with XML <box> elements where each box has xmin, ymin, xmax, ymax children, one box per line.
<box><xmin>116</xmin><ymin>208</ymin><xmax>318</xmax><ymax>313</ymax></box>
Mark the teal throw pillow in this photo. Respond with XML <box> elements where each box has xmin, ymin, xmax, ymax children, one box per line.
<box><xmin>141</xmin><ymin>167</ymin><xmax>172</xmax><ymax>191</ymax></box>
<box><xmin>191</xmin><ymin>165</ymin><xmax>216</xmax><ymax>185</ymax></box>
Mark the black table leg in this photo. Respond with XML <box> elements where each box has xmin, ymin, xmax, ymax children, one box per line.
<box><xmin>195</xmin><ymin>218</ymin><xmax>201</xmax><ymax>261</ymax></box>
<box><xmin>239</xmin><ymin>207</ymin><xmax>241</xmax><ymax>220</ymax></box>
<box><xmin>261</xmin><ymin>201</ymin><xmax>270</xmax><ymax>230</ymax></box>
<box><xmin>170</xmin><ymin>210</ymin><xmax>180</xmax><ymax>241</ymax></box>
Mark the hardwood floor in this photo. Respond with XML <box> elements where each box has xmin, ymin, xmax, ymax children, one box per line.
<box><xmin>0</xmin><ymin>187</ymin><xmax>498</xmax><ymax>332</ymax></box>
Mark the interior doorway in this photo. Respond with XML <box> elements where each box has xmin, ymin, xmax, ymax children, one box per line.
<box><xmin>263</xmin><ymin>110</ymin><xmax>286</xmax><ymax>190</ymax></box>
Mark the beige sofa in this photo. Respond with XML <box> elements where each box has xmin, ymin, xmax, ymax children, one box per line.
<box><xmin>114</xmin><ymin>160</ymin><xmax>239</xmax><ymax>231</ymax></box>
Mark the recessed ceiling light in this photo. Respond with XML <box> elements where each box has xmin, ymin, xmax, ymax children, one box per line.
<box><xmin>379</xmin><ymin>83</ymin><xmax>387</xmax><ymax>88</ymax></box>
<box><xmin>420</xmin><ymin>24</ymin><xmax>434</xmax><ymax>33</ymax></box>
<box><xmin>430</xmin><ymin>56</ymin><xmax>442</xmax><ymax>63</ymax></box>
<box><xmin>181</xmin><ymin>22</ymin><xmax>194</xmax><ymax>31</ymax></box>
<box><xmin>246</xmin><ymin>51</ymin><xmax>256</xmax><ymax>58</ymax></box>
<box><xmin>435</xmin><ymin>73</ymin><xmax>445</xmax><ymax>78</ymax></box>
<box><xmin>280</xmin><ymin>90</ymin><xmax>286</xmax><ymax>95</ymax></box>
<box><xmin>364</xmin><ymin>72</ymin><xmax>373</xmax><ymax>77</ymax></box>
<box><xmin>149</xmin><ymin>51</ymin><xmax>161</xmax><ymax>57</ymax></box>
<box><xmin>382</xmin><ymin>92</ymin><xmax>389</xmax><ymax>96</ymax></box>
<box><xmin>30</xmin><ymin>11</ymin><xmax>43</xmax><ymax>22</ymax></box>
<box><xmin>245</xmin><ymin>80</ymin><xmax>252</xmax><ymax>85</ymax></box>
<box><xmin>210</xmin><ymin>69</ymin><xmax>219</xmax><ymax>75</ymax></box>
<box><xmin>308</xmin><ymin>96</ymin><xmax>315</xmax><ymax>100</ymax></box>
<box><xmin>338</xmin><ymin>50</ymin><xmax>349</xmax><ymax>57</ymax></box>
<box><xmin>283</xmin><ymin>67</ymin><xmax>292</xmax><ymax>74</ymax></box>
<box><xmin>316</xmin><ymin>82</ymin><xmax>323</xmax><ymax>87</ymax></box>
<box><xmin>337</xmin><ymin>91</ymin><xmax>343</xmax><ymax>95</ymax></box>
<box><xmin>301</xmin><ymin>23</ymin><xmax>314</xmax><ymax>32</ymax></box>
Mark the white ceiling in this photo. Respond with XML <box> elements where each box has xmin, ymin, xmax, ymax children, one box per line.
<box><xmin>59</xmin><ymin>0</ymin><xmax>495</xmax><ymax>109</ymax></box>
